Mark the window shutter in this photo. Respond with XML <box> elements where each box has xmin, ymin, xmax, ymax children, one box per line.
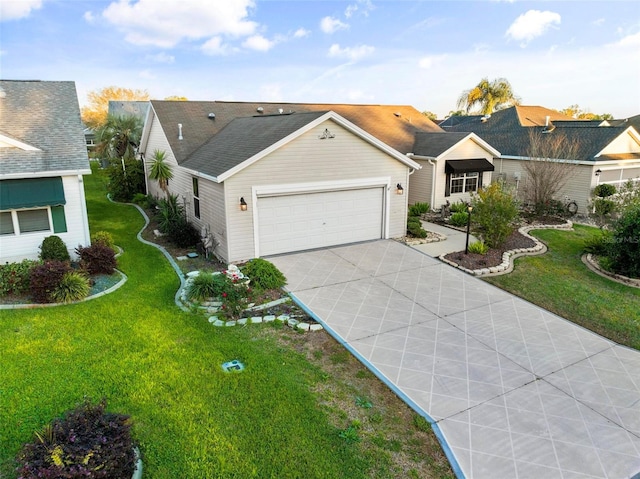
<box><xmin>51</xmin><ymin>206</ymin><xmax>68</xmax><ymax>233</ymax></box>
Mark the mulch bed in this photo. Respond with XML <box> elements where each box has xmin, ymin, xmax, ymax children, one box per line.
<box><xmin>443</xmin><ymin>230</ymin><xmax>537</xmax><ymax>271</ymax></box>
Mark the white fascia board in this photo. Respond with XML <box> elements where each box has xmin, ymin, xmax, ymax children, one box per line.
<box><xmin>180</xmin><ymin>166</ymin><xmax>220</xmax><ymax>184</ymax></box>
<box><xmin>217</xmin><ymin>111</ymin><xmax>421</xmax><ymax>182</ymax></box>
<box><xmin>0</xmin><ymin>169</ymin><xmax>91</xmax><ymax>180</ymax></box>
<box><xmin>0</xmin><ymin>134</ymin><xmax>41</xmax><ymax>151</ymax></box>
<box><xmin>253</xmin><ymin>176</ymin><xmax>391</xmax><ymax>197</ymax></box>
<box><xmin>593</xmin><ymin>126</ymin><xmax>640</xmax><ymax>158</ymax></box>
<box><xmin>430</xmin><ymin>133</ymin><xmax>501</xmax><ymax>160</ymax></box>
<box><xmin>407</xmin><ymin>153</ymin><xmax>437</xmax><ymax>161</ymax></box>
<box><xmin>499</xmin><ymin>154</ymin><xmax>597</xmax><ymax>166</ymax></box>
<box><xmin>138</xmin><ymin>104</ymin><xmax>155</xmax><ymax>156</ymax></box>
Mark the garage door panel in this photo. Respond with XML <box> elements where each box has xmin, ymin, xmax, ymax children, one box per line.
<box><xmin>258</xmin><ymin>188</ymin><xmax>384</xmax><ymax>256</ymax></box>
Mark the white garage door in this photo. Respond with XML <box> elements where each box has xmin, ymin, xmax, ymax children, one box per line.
<box><xmin>257</xmin><ymin>188</ymin><xmax>384</xmax><ymax>256</ymax></box>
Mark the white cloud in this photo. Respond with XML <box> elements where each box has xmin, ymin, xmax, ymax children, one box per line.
<box><xmin>592</xmin><ymin>18</ymin><xmax>605</xmax><ymax>27</ymax></box>
<box><xmin>505</xmin><ymin>10</ymin><xmax>561</xmax><ymax>46</ymax></box>
<box><xmin>320</xmin><ymin>16</ymin><xmax>349</xmax><ymax>34</ymax></box>
<box><xmin>613</xmin><ymin>31</ymin><xmax>640</xmax><ymax>47</ymax></box>
<box><xmin>242</xmin><ymin>34</ymin><xmax>274</xmax><ymax>51</ymax></box>
<box><xmin>418</xmin><ymin>54</ymin><xmax>446</xmax><ymax>69</ymax></box>
<box><xmin>345</xmin><ymin>0</ymin><xmax>373</xmax><ymax>19</ymax></box>
<box><xmin>84</xmin><ymin>11</ymin><xmax>95</xmax><ymax>23</ymax></box>
<box><xmin>293</xmin><ymin>28</ymin><xmax>310</xmax><ymax>39</ymax></box>
<box><xmin>101</xmin><ymin>0</ymin><xmax>257</xmax><ymax>48</ymax></box>
<box><xmin>0</xmin><ymin>0</ymin><xmax>42</xmax><ymax>21</ymax></box>
<box><xmin>328</xmin><ymin>43</ymin><xmax>374</xmax><ymax>61</ymax></box>
<box><xmin>201</xmin><ymin>36</ymin><xmax>229</xmax><ymax>55</ymax></box>
<box><xmin>146</xmin><ymin>52</ymin><xmax>175</xmax><ymax>64</ymax></box>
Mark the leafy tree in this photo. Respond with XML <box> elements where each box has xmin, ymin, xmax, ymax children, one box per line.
<box><xmin>421</xmin><ymin>110</ymin><xmax>438</xmax><ymax>121</ymax></box>
<box><xmin>470</xmin><ymin>182</ymin><xmax>519</xmax><ymax>248</ymax></box>
<box><xmin>107</xmin><ymin>157</ymin><xmax>145</xmax><ymax>202</ymax></box>
<box><xmin>447</xmin><ymin>110</ymin><xmax>467</xmax><ymax>117</ymax></box>
<box><xmin>607</xmin><ymin>205</ymin><xmax>640</xmax><ymax>278</ymax></box>
<box><xmin>95</xmin><ymin>115</ymin><xmax>143</xmax><ymax>161</ymax></box>
<box><xmin>521</xmin><ymin>129</ymin><xmax>580</xmax><ymax>213</ymax></box>
<box><xmin>165</xmin><ymin>95</ymin><xmax>189</xmax><ymax>101</ymax></box>
<box><xmin>560</xmin><ymin>105</ymin><xmax>613</xmax><ymax>120</ymax></box>
<box><xmin>457</xmin><ymin>77</ymin><xmax>520</xmax><ymax>115</ymax></box>
<box><xmin>148</xmin><ymin>149</ymin><xmax>174</xmax><ymax>199</ymax></box>
<box><xmin>81</xmin><ymin>86</ymin><xmax>149</xmax><ymax>128</ymax></box>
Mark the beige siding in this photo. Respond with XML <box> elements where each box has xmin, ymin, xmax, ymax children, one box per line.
<box><xmin>599</xmin><ymin>131</ymin><xmax>640</xmax><ymax>155</ymax></box>
<box><xmin>224</xmin><ymin>119</ymin><xmax>409</xmax><ymax>262</ymax></box>
<box><xmin>0</xmin><ymin>175</ymin><xmax>91</xmax><ymax>262</ymax></box>
<box><xmin>408</xmin><ymin>159</ymin><xmax>434</xmax><ymax>207</ymax></box>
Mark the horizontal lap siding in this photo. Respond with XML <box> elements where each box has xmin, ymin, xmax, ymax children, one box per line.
<box><xmin>225</xmin><ymin>120</ymin><xmax>409</xmax><ymax>262</ymax></box>
<box><xmin>144</xmin><ymin>114</ymin><xmax>229</xmax><ymax>261</ymax></box>
<box><xmin>408</xmin><ymin>159</ymin><xmax>433</xmax><ymax>207</ymax></box>
<box><xmin>0</xmin><ymin>175</ymin><xmax>90</xmax><ymax>262</ymax></box>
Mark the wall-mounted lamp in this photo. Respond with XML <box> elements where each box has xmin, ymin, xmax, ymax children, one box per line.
<box><xmin>239</xmin><ymin>197</ymin><xmax>248</xmax><ymax>211</ymax></box>
<box><xmin>595</xmin><ymin>169</ymin><xmax>602</xmax><ymax>177</ymax></box>
<box><xmin>396</xmin><ymin>183</ymin><xmax>404</xmax><ymax>195</ymax></box>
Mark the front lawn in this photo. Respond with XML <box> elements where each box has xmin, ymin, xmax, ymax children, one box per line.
<box><xmin>0</xmin><ymin>165</ymin><xmax>453</xmax><ymax>479</ymax></box>
<box><xmin>484</xmin><ymin>225</ymin><xmax>640</xmax><ymax>350</ymax></box>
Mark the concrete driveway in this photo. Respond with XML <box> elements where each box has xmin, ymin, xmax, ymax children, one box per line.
<box><xmin>268</xmin><ymin>240</ymin><xmax>640</xmax><ymax>479</ymax></box>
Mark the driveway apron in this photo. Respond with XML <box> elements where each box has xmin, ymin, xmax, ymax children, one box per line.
<box><xmin>268</xmin><ymin>240</ymin><xmax>640</xmax><ymax>479</ymax></box>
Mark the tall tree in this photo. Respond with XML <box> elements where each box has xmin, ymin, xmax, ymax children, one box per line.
<box><xmin>457</xmin><ymin>77</ymin><xmax>520</xmax><ymax>115</ymax></box>
<box><xmin>148</xmin><ymin>149</ymin><xmax>174</xmax><ymax>199</ymax></box>
<box><xmin>164</xmin><ymin>95</ymin><xmax>189</xmax><ymax>101</ymax></box>
<box><xmin>94</xmin><ymin>115</ymin><xmax>143</xmax><ymax>161</ymax></box>
<box><xmin>560</xmin><ymin>105</ymin><xmax>613</xmax><ymax>120</ymax></box>
<box><xmin>81</xmin><ymin>86</ymin><xmax>150</xmax><ymax>128</ymax></box>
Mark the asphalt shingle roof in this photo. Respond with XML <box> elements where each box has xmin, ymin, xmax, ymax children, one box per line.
<box><xmin>0</xmin><ymin>80</ymin><xmax>90</xmax><ymax>176</ymax></box>
<box><xmin>412</xmin><ymin>132</ymin><xmax>473</xmax><ymax>157</ymax></box>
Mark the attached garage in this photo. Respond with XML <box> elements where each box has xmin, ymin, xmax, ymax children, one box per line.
<box><xmin>256</xmin><ymin>186</ymin><xmax>385</xmax><ymax>256</ymax></box>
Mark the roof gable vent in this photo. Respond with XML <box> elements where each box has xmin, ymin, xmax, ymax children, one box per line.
<box><xmin>256</xmin><ymin>107</ymin><xmax>264</xmax><ymax>113</ymax></box>
<box><xmin>481</xmin><ymin>114</ymin><xmax>491</xmax><ymax>122</ymax></box>
<box><xmin>208</xmin><ymin>112</ymin><xmax>215</xmax><ymax>119</ymax></box>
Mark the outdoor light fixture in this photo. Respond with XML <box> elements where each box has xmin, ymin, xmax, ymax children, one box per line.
<box><xmin>396</xmin><ymin>183</ymin><xmax>404</xmax><ymax>195</ymax></box>
<box><xmin>239</xmin><ymin>197</ymin><xmax>247</xmax><ymax>211</ymax></box>
<box><xmin>595</xmin><ymin>169</ymin><xmax>602</xmax><ymax>176</ymax></box>
<box><xmin>465</xmin><ymin>204</ymin><xmax>473</xmax><ymax>254</ymax></box>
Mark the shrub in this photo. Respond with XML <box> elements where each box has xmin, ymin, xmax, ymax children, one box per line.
<box><xmin>76</xmin><ymin>243</ymin><xmax>117</xmax><ymax>275</ymax></box>
<box><xmin>16</xmin><ymin>399</ymin><xmax>136</xmax><ymax>479</ymax></box>
<box><xmin>583</xmin><ymin>230</ymin><xmax>613</xmax><ymax>256</ymax></box>
<box><xmin>606</xmin><ymin>205</ymin><xmax>640</xmax><ymax>278</ymax></box>
<box><xmin>0</xmin><ymin>259</ymin><xmax>39</xmax><ymax>296</ymax></box>
<box><xmin>449</xmin><ymin>211</ymin><xmax>469</xmax><ymax>227</ymax></box>
<box><xmin>242</xmin><ymin>258</ymin><xmax>287</xmax><ymax>290</ymax></box>
<box><xmin>187</xmin><ymin>272</ymin><xmax>227</xmax><ymax>302</ymax></box>
<box><xmin>51</xmin><ymin>271</ymin><xmax>91</xmax><ymax>303</ymax></box>
<box><xmin>471</xmin><ymin>182</ymin><xmax>520</xmax><ymax>248</ymax></box>
<box><xmin>467</xmin><ymin>241</ymin><xmax>489</xmax><ymax>255</ymax></box>
<box><xmin>408</xmin><ymin>202</ymin><xmax>430</xmax><ymax>217</ymax></box>
<box><xmin>407</xmin><ymin>217</ymin><xmax>427</xmax><ymax>238</ymax></box>
<box><xmin>107</xmin><ymin>157</ymin><xmax>145</xmax><ymax>202</ymax></box>
<box><xmin>39</xmin><ymin>235</ymin><xmax>70</xmax><ymax>262</ymax></box>
<box><xmin>166</xmin><ymin>216</ymin><xmax>201</xmax><ymax>248</ymax></box>
<box><xmin>449</xmin><ymin>201</ymin><xmax>468</xmax><ymax>214</ymax></box>
<box><xmin>91</xmin><ymin>231</ymin><xmax>115</xmax><ymax>250</ymax></box>
<box><xmin>594</xmin><ymin>183</ymin><xmax>616</xmax><ymax>198</ymax></box>
<box><xmin>29</xmin><ymin>261</ymin><xmax>72</xmax><ymax>303</ymax></box>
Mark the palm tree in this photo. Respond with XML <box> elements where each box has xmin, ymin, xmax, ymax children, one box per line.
<box><xmin>457</xmin><ymin>78</ymin><xmax>520</xmax><ymax>115</ymax></box>
<box><xmin>94</xmin><ymin>114</ymin><xmax>143</xmax><ymax>161</ymax></box>
<box><xmin>148</xmin><ymin>149</ymin><xmax>173</xmax><ymax>198</ymax></box>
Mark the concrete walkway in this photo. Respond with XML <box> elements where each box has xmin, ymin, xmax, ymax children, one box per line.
<box><xmin>269</xmin><ymin>240</ymin><xmax>640</xmax><ymax>479</ymax></box>
<box><xmin>412</xmin><ymin>221</ymin><xmax>478</xmax><ymax>257</ymax></box>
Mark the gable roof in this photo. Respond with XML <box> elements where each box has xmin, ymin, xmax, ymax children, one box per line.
<box><xmin>181</xmin><ymin>110</ymin><xmax>421</xmax><ymax>181</ymax></box>
<box><xmin>0</xmin><ymin>80</ymin><xmax>90</xmax><ymax>178</ymax></box>
<box><xmin>411</xmin><ymin>131</ymin><xmax>500</xmax><ymax>158</ymax></box>
<box><xmin>144</xmin><ymin>100</ymin><xmax>443</xmax><ymax>166</ymax></box>
<box><xmin>439</xmin><ymin>105</ymin><xmax>640</xmax><ymax>162</ymax></box>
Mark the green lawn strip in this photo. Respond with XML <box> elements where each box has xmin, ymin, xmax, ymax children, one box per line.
<box><xmin>0</xmin><ymin>166</ymin><xmax>377</xmax><ymax>478</ymax></box>
<box><xmin>485</xmin><ymin>225</ymin><xmax>640</xmax><ymax>350</ymax></box>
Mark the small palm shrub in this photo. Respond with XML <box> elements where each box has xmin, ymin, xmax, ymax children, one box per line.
<box><xmin>91</xmin><ymin>231</ymin><xmax>115</xmax><ymax>250</ymax></box>
<box><xmin>408</xmin><ymin>202</ymin><xmax>430</xmax><ymax>217</ymax></box>
<box><xmin>29</xmin><ymin>260</ymin><xmax>72</xmax><ymax>303</ymax></box>
<box><xmin>51</xmin><ymin>271</ymin><xmax>91</xmax><ymax>303</ymax></box>
<box><xmin>242</xmin><ymin>258</ymin><xmax>286</xmax><ymax>290</ymax></box>
<box><xmin>39</xmin><ymin>235</ymin><xmax>70</xmax><ymax>262</ymax></box>
<box><xmin>449</xmin><ymin>211</ymin><xmax>469</xmax><ymax>227</ymax></box>
<box><xmin>449</xmin><ymin>201</ymin><xmax>468</xmax><ymax>213</ymax></box>
<box><xmin>16</xmin><ymin>399</ymin><xmax>136</xmax><ymax>479</ymax></box>
<box><xmin>76</xmin><ymin>243</ymin><xmax>117</xmax><ymax>275</ymax></box>
<box><xmin>0</xmin><ymin>259</ymin><xmax>39</xmax><ymax>296</ymax></box>
<box><xmin>467</xmin><ymin>241</ymin><xmax>489</xmax><ymax>255</ymax></box>
<box><xmin>187</xmin><ymin>272</ymin><xmax>227</xmax><ymax>302</ymax></box>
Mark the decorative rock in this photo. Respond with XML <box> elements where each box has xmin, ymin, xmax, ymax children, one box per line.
<box><xmin>186</xmin><ymin>271</ymin><xmax>200</xmax><ymax>278</ymax></box>
<box><xmin>225</xmin><ymin>320</ymin><xmax>236</xmax><ymax>327</ymax></box>
<box><xmin>208</xmin><ymin>316</ymin><xmax>218</xmax><ymax>323</ymax></box>
<box><xmin>297</xmin><ymin>322</ymin><xmax>310</xmax><ymax>331</ymax></box>
<box><xmin>213</xmin><ymin>319</ymin><xmax>225</xmax><ymax>327</ymax></box>
<box><xmin>237</xmin><ymin>318</ymin><xmax>248</xmax><ymax>325</ymax></box>
<box><xmin>250</xmin><ymin>316</ymin><xmax>263</xmax><ymax>323</ymax></box>
<box><xmin>263</xmin><ymin>315</ymin><xmax>276</xmax><ymax>322</ymax></box>
<box><xmin>287</xmin><ymin>318</ymin><xmax>299</xmax><ymax>327</ymax></box>
<box><xmin>276</xmin><ymin>314</ymin><xmax>289</xmax><ymax>322</ymax></box>
<box><xmin>310</xmin><ymin>324</ymin><xmax>324</xmax><ymax>331</ymax></box>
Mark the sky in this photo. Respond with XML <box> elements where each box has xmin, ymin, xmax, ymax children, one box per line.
<box><xmin>1</xmin><ymin>0</ymin><xmax>639</xmax><ymax>119</ymax></box>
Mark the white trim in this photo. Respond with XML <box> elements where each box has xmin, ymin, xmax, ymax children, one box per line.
<box><xmin>251</xmin><ymin>177</ymin><xmax>390</xmax><ymax>258</ymax></box>
<box><xmin>218</xmin><ymin>111</ymin><xmax>420</xmax><ymax>182</ymax></box>
<box><xmin>0</xmin><ymin>170</ymin><xmax>91</xmax><ymax>180</ymax></box>
<box><xmin>594</xmin><ymin>126</ymin><xmax>640</xmax><ymax>158</ymax></box>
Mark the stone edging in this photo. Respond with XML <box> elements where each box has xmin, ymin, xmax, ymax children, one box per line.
<box><xmin>582</xmin><ymin>254</ymin><xmax>640</xmax><ymax>289</ymax></box>
<box><xmin>207</xmin><ymin>314</ymin><xmax>324</xmax><ymax>332</ymax></box>
<box><xmin>401</xmin><ymin>231</ymin><xmax>447</xmax><ymax>246</ymax></box>
<box><xmin>439</xmin><ymin>221</ymin><xmax>574</xmax><ymax>277</ymax></box>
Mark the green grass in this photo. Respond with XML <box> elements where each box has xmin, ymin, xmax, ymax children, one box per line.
<box><xmin>0</xmin><ymin>166</ymin><xmax>381</xmax><ymax>478</ymax></box>
<box><xmin>485</xmin><ymin>225</ymin><xmax>640</xmax><ymax>350</ymax></box>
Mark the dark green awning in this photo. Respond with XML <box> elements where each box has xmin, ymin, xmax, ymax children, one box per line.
<box><xmin>0</xmin><ymin>177</ymin><xmax>66</xmax><ymax>210</ymax></box>
<box><xmin>445</xmin><ymin>159</ymin><xmax>495</xmax><ymax>174</ymax></box>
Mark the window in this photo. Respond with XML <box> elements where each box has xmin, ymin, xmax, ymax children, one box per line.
<box><xmin>0</xmin><ymin>211</ymin><xmax>14</xmax><ymax>235</ymax></box>
<box><xmin>450</xmin><ymin>172</ymin><xmax>479</xmax><ymax>194</ymax></box>
<box><xmin>192</xmin><ymin>177</ymin><xmax>200</xmax><ymax>219</ymax></box>
<box><xmin>17</xmin><ymin>209</ymin><xmax>50</xmax><ymax>233</ymax></box>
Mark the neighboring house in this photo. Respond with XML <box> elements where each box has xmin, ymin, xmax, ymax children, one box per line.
<box><xmin>440</xmin><ymin>105</ymin><xmax>640</xmax><ymax>213</ymax></box>
<box><xmin>0</xmin><ymin>80</ymin><xmax>91</xmax><ymax>263</ymax></box>
<box><xmin>140</xmin><ymin>101</ymin><xmax>470</xmax><ymax>263</ymax></box>
<box><xmin>83</xmin><ymin>125</ymin><xmax>96</xmax><ymax>152</ymax></box>
<box><xmin>108</xmin><ymin>100</ymin><xmax>150</xmax><ymax>122</ymax></box>
<box><xmin>407</xmin><ymin>132</ymin><xmax>500</xmax><ymax>208</ymax></box>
